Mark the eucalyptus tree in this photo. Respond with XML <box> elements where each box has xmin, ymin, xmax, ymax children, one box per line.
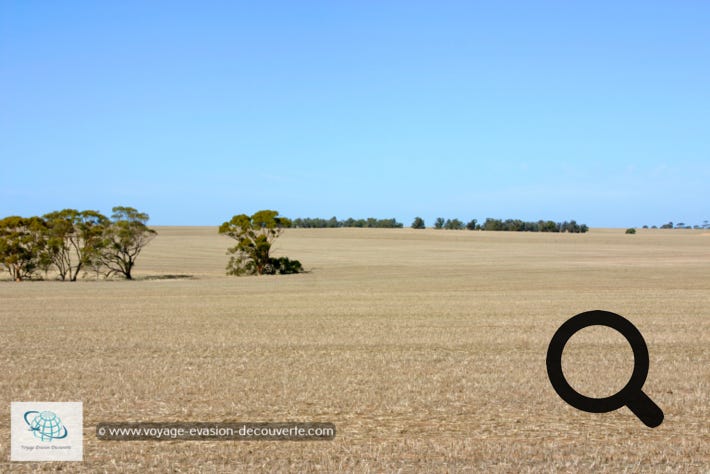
<box><xmin>219</xmin><ymin>210</ymin><xmax>302</xmax><ymax>276</ymax></box>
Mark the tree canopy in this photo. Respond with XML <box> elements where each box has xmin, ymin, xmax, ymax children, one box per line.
<box><xmin>0</xmin><ymin>206</ymin><xmax>156</xmax><ymax>281</ymax></box>
<box><xmin>43</xmin><ymin>209</ymin><xmax>108</xmax><ymax>281</ymax></box>
<box><xmin>0</xmin><ymin>216</ymin><xmax>48</xmax><ymax>281</ymax></box>
<box><xmin>101</xmin><ymin>207</ymin><xmax>157</xmax><ymax>280</ymax></box>
<box><xmin>219</xmin><ymin>210</ymin><xmax>302</xmax><ymax>276</ymax></box>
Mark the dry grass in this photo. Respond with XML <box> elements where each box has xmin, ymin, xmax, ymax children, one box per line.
<box><xmin>1</xmin><ymin>227</ymin><xmax>708</xmax><ymax>472</ymax></box>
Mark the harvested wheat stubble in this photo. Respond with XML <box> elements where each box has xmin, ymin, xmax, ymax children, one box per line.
<box><xmin>1</xmin><ymin>227</ymin><xmax>708</xmax><ymax>472</ymax></box>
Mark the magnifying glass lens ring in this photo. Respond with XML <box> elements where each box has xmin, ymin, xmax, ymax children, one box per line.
<box><xmin>546</xmin><ymin>310</ymin><xmax>650</xmax><ymax>413</ymax></box>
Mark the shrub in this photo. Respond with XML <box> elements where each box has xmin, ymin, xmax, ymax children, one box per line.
<box><xmin>270</xmin><ymin>257</ymin><xmax>304</xmax><ymax>275</ymax></box>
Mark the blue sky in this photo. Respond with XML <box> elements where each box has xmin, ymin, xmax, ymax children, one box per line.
<box><xmin>1</xmin><ymin>1</ymin><xmax>708</xmax><ymax>227</ymax></box>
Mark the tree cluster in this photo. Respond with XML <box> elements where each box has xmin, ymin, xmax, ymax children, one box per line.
<box><xmin>292</xmin><ymin>217</ymin><xmax>403</xmax><ymax>228</ymax></box>
<box><xmin>219</xmin><ymin>210</ymin><xmax>303</xmax><ymax>276</ymax></box>
<box><xmin>479</xmin><ymin>218</ymin><xmax>588</xmax><ymax>233</ymax></box>
<box><xmin>416</xmin><ymin>217</ymin><xmax>589</xmax><ymax>233</ymax></box>
<box><xmin>649</xmin><ymin>221</ymin><xmax>709</xmax><ymax>230</ymax></box>
<box><xmin>0</xmin><ymin>207</ymin><xmax>156</xmax><ymax>281</ymax></box>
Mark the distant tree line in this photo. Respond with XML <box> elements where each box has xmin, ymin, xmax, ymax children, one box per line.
<box><xmin>412</xmin><ymin>217</ymin><xmax>589</xmax><ymax>233</ymax></box>
<box><xmin>292</xmin><ymin>217</ymin><xmax>403</xmax><ymax>228</ymax></box>
<box><xmin>0</xmin><ymin>207</ymin><xmax>156</xmax><ymax>281</ymax></box>
<box><xmin>642</xmin><ymin>221</ymin><xmax>709</xmax><ymax>230</ymax></box>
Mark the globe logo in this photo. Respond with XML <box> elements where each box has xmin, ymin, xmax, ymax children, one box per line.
<box><xmin>23</xmin><ymin>410</ymin><xmax>69</xmax><ymax>442</ymax></box>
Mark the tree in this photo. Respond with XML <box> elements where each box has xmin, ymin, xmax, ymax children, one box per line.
<box><xmin>218</xmin><ymin>210</ymin><xmax>302</xmax><ymax>276</ymax></box>
<box><xmin>466</xmin><ymin>219</ymin><xmax>478</xmax><ymax>230</ymax></box>
<box><xmin>0</xmin><ymin>216</ymin><xmax>48</xmax><ymax>281</ymax></box>
<box><xmin>100</xmin><ymin>207</ymin><xmax>157</xmax><ymax>280</ymax></box>
<box><xmin>625</xmin><ymin>228</ymin><xmax>636</xmax><ymax>234</ymax></box>
<box><xmin>434</xmin><ymin>217</ymin><xmax>445</xmax><ymax>229</ymax></box>
<box><xmin>444</xmin><ymin>218</ymin><xmax>464</xmax><ymax>230</ymax></box>
<box><xmin>42</xmin><ymin>209</ymin><xmax>108</xmax><ymax>281</ymax></box>
<box><xmin>411</xmin><ymin>217</ymin><xmax>425</xmax><ymax>229</ymax></box>
<box><xmin>560</xmin><ymin>220</ymin><xmax>582</xmax><ymax>233</ymax></box>
<box><xmin>482</xmin><ymin>218</ymin><xmax>503</xmax><ymax>231</ymax></box>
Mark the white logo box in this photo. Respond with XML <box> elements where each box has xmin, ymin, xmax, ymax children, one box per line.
<box><xmin>11</xmin><ymin>402</ymin><xmax>83</xmax><ymax>462</ymax></box>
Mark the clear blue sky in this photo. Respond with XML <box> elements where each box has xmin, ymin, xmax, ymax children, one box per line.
<box><xmin>1</xmin><ymin>1</ymin><xmax>708</xmax><ymax>227</ymax></box>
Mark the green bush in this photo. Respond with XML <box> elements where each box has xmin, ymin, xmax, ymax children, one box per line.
<box><xmin>270</xmin><ymin>257</ymin><xmax>304</xmax><ymax>274</ymax></box>
<box><xmin>625</xmin><ymin>228</ymin><xmax>636</xmax><ymax>234</ymax></box>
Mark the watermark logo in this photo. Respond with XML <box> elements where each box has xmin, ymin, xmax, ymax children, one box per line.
<box><xmin>11</xmin><ymin>402</ymin><xmax>83</xmax><ymax>462</ymax></box>
<box><xmin>24</xmin><ymin>410</ymin><xmax>69</xmax><ymax>441</ymax></box>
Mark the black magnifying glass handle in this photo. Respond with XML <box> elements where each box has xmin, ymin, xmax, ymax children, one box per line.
<box><xmin>626</xmin><ymin>390</ymin><xmax>664</xmax><ymax>428</ymax></box>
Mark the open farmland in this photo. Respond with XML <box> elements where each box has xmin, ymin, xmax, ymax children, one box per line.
<box><xmin>1</xmin><ymin>227</ymin><xmax>709</xmax><ymax>472</ymax></box>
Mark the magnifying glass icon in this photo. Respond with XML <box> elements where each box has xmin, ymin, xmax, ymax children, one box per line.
<box><xmin>546</xmin><ymin>310</ymin><xmax>664</xmax><ymax>428</ymax></box>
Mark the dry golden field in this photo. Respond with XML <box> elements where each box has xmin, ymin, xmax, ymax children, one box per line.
<box><xmin>1</xmin><ymin>227</ymin><xmax>709</xmax><ymax>472</ymax></box>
